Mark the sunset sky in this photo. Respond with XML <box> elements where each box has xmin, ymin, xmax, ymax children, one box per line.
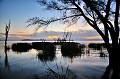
<box><xmin>0</xmin><ymin>0</ymin><xmax>103</xmax><ymax>41</ymax></box>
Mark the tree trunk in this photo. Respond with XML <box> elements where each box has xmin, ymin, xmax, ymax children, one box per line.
<box><xmin>110</xmin><ymin>45</ymin><xmax>120</xmax><ymax>79</ymax></box>
<box><xmin>102</xmin><ymin>43</ymin><xmax>120</xmax><ymax>79</ymax></box>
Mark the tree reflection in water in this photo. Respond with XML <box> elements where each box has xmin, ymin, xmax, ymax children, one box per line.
<box><xmin>37</xmin><ymin>50</ymin><xmax>56</xmax><ymax>62</ymax></box>
<box><xmin>32</xmin><ymin>42</ymin><xmax>56</xmax><ymax>62</ymax></box>
<box><xmin>61</xmin><ymin>43</ymin><xmax>84</xmax><ymax>61</ymax></box>
<box><xmin>4</xmin><ymin>46</ymin><xmax>10</xmax><ymax>72</ymax></box>
<box><xmin>25</xmin><ymin>62</ymin><xmax>77</xmax><ymax>79</ymax></box>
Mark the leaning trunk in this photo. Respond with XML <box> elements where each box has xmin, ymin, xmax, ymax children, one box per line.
<box><xmin>102</xmin><ymin>42</ymin><xmax>120</xmax><ymax>79</ymax></box>
<box><xmin>110</xmin><ymin>43</ymin><xmax>120</xmax><ymax>79</ymax></box>
<box><xmin>5</xmin><ymin>33</ymin><xmax>8</xmax><ymax>51</ymax></box>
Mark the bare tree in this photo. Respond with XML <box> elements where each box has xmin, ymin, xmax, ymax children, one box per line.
<box><xmin>63</xmin><ymin>31</ymin><xmax>72</xmax><ymax>42</ymax></box>
<box><xmin>5</xmin><ymin>20</ymin><xmax>11</xmax><ymax>51</ymax></box>
<box><xmin>4</xmin><ymin>20</ymin><xmax>11</xmax><ymax>72</ymax></box>
<box><xmin>27</xmin><ymin>0</ymin><xmax>120</xmax><ymax>79</ymax></box>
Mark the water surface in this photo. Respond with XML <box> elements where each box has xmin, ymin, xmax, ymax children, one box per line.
<box><xmin>0</xmin><ymin>41</ymin><xmax>109</xmax><ymax>79</ymax></box>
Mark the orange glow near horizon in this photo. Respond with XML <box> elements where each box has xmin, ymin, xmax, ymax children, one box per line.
<box><xmin>85</xmin><ymin>36</ymin><xmax>102</xmax><ymax>39</ymax></box>
<box><xmin>9</xmin><ymin>26</ymin><xmax>35</xmax><ymax>34</ymax></box>
<box><xmin>14</xmin><ymin>36</ymin><xmax>30</xmax><ymax>39</ymax></box>
<box><xmin>7</xmin><ymin>23</ymin><xmax>94</xmax><ymax>35</ymax></box>
<box><xmin>47</xmin><ymin>35</ymin><xmax>59</xmax><ymax>39</ymax></box>
<box><xmin>8</xmin><ymin>35</ymin><xmax>31</xmax><ymax>39</ymax></box>
<box><xmin>11</xmin><ymin>30</ymin><xmax>33</xmax><ymax>34</ymax></box>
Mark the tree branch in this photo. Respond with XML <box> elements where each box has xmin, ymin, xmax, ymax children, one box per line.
<box><xmin>82</xmin><ymin>0</ymin><xmax>118</xmax><ymax>44</ymax></box>
<box><xmin>71</xmin><ymin>1</ymin><xmax>107</xmax><ymax>39</ymax></box>
<box><xmin>71</xmin><ymin>1</ymin><xmax>111</xmax><ymax>44</ymax></box>
<box><xmin>104</xmin><ymin>0</ymin><xmax>111</xmax><ymax>39</ymax></box>
<box><xmin>56</xmin><ymin>7</ymin><xmax>78</xmax><ymax>10</ymax></box>
<box><xmin>105</xmin><ymin>0</ymin><xmax>111</xmax><ymax>20</ymax></box>
<box><xmin>114</xmin><ymin>0</ymin><xmax>119</xmax><ymax>39</ymax></box>
<box><xmin>82</xmin><ymin>0</ymin><xmax>113</xmax><ymax>31</ymax></box>
<box><xmin>27</xmin><ymin>14</ymin><xmax>82</xmax><ymax>27</ymax></box>
<box><xmin>84</xmin><ymin>6</ymin><xmax>94</xmax><ymax>19</ymax></box>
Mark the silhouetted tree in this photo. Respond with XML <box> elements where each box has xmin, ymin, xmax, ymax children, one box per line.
<box><xmin>5</xmin><ymin>20</ymin><xmax>11</xmax><ymax>51</ymax></box>
<box><xmin>4</xmin><ymin>20</ymin><xmax>11</xmax><ymax>72</ymax></box>
<box><xmin>63</xmin><ymin>31</ymin><xmax>72</xmax><ymax>42</ymax></box>
<box><xmin>27</xmin><ymin>0</ymin><xmax>120</xmax><ymax>79</ymax></box>
<box><xmin>4</xmin><ymin>48</ymin><xmax>10</xmax><ymax>71</ymax></box>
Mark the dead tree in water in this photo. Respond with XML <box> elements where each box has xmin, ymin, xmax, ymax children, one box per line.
<box><xmin>63</xmin><ymin>31</ymin><xmax>72</xmax><ymax>42</ymax></box>
<box><xmin>4</xmin><ymin>20</ymin><xmax>11</xmax><ymax>71</ymax></box>
<box><xmin>5</xmin><ymin>20</ymin><xmax>11</xmax><ymax>51</ymax></box>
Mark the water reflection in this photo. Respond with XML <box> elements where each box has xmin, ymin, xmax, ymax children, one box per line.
<box><xmin>0</xmin><ymin>41</ymin><xmax>109</xmax><ymax>79</ymax></box>
<box><xmin>61</xmin><ymin>43</ymin><xmax>84</xmax><ymax>59</ymax></box>
<box><xmin>61</xmin><ymin>51</ymin><xmax>81</xmax><ymax>59</ymax></box>
<box><xmin>24</xmin><ymin>63</ymin><xmax>77</xmax><ymax>79</ymax></box>
<box><xmin>37</xmin><ymin>49</ymin><xmax>56</xmax><ymax>62</ymax></box>
<box><xmin>32</xmin><ymin>42</ymin><xmax>56</xmax><ymax>62</ymax></box>
<box><xmin>4</xmin><ymin>46</ymin><xmax>10</xmax><ymax>71</ymax></box>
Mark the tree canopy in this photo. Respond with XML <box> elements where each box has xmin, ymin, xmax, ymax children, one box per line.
<box><xmin>27</xmin><ymin>0</ymin><xmax>120</xmax><ymax>79</ymax></box>
<box><xmin>28</xmin><ymin>0</ymin><xmax>119</xmax><ymax>44</ymax></box>
<box><xmin>27</xmin><ymin>0</ymin><xmax>119</xmax><ymax>44</ymax></box>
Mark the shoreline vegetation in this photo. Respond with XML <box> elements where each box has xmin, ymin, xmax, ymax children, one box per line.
<box><xmin>10</xmin><ymin>41</ymin><xmax>108</xmax><ymax>51</ymax></box>
<box><xmin>7</xmin><ymin>41</ymin><xmax>108</xmax><ymax>60</ymax></box>
<box><xmin>9</xmin><ymin>41</ymin><xmax>108</xmax><ymax>57</ymax></box>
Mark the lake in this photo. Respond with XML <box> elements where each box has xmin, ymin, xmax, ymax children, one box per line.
<box><xmin>0</xmin><ymin>41</ymin><xmax>109</xmax><ymax>79</ymax></box>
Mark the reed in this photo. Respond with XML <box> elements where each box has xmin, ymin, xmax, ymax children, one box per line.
<box><xmin>25</xmin><ymin>63</ymin><xmax>77</xmax><ymax>79</ymax></box>
<box><xmin>32</xmin><ymin>42</ymin><xmax>55</xmax><ymax>52</ymax></box>
<box><xmin>11</xmin><ymin>43</ymin><xmax>32</xmax><ymax>52</ymax></box>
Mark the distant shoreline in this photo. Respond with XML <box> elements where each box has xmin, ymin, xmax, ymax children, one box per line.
<box><xmin>0</xmin><ymin>40</ymin><xmax>106</xmax><ymax>44</ymax></box>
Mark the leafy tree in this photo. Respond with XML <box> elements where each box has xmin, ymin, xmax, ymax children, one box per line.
<box><xmin>27</xmin><ymin>0</ymin><xmax>120</xmax><ymax>79</ymax></box>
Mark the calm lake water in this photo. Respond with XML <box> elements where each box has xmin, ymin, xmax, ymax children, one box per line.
<box><xmin>0</xmin><ymin>41</ymin><xmax>109</xmax><ymax>79</ymax></box>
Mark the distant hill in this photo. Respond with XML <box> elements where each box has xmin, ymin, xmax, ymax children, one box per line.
<box><xmin>21</xmin><ymin>39</ymin><xmax>46</xmax><ymax>41</ymax></box>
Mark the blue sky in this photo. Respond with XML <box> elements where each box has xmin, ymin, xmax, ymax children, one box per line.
<box><xmin>0</xmin><ymin>0</ymin><xmax>103</xmax><ymax>41</ymax></box>
<box><xmin>0</xmin><ymin>0</ymin><xmax>43</xmax><ymax>34</ymax></box>
<box><xmin>0</xmin><ymin>0</ymin><xmax>67</xmax><ymax>33</ymax></box>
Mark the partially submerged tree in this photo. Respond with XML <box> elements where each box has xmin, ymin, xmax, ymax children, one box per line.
<box><xmin>27</xmin><ymin>0</ymin><xmax>120</xmax><ymax>79</ymax></box>
<box><xmin>5</xmin><ymin>20</ymin><xmax>11</xmax><ymax>51</ymax></box>
<box><xmin>4</xmin><ymin>20</ymin><xmax>11</xmax><ymax>72</ymax></box>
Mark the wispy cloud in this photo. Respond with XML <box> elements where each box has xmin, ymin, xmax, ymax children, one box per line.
<box><xmin>85</xmin><ymin>36</ymin><xmax>102</xmax><ymax>40</ymax></box>
<box><xmin>0</xmin><ymin>30</ymin><xmax>104</xmax><ymax>41</ymax></box>
<box><xmin>0</xmin><ymin>33</ymin><xmax>32</xmax><ymax>40</ymax></box>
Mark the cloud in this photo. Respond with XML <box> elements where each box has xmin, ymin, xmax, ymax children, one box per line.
<box><xmin>85</xmin><ymin>36</ymin><xmax>102</xmax><ymax>40</ymax></box>
<box><xmin>0</xmin><ymin>33</ymin><xmax>32</xmax><ymax>41</ymax></box>
<box><xmin>9</xmin><ymin>35</ymin><xmax>31</xmax><ymax>39</ymax></box>
<box><xmin>0</xmin><ymin>30</ymin><xmax>103</xmax><ymax>41</ymax></box>
<box><xmin>33</xmin><ymin>30</ymin><xmax>102</xmax><ymax>41</ymax></box>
